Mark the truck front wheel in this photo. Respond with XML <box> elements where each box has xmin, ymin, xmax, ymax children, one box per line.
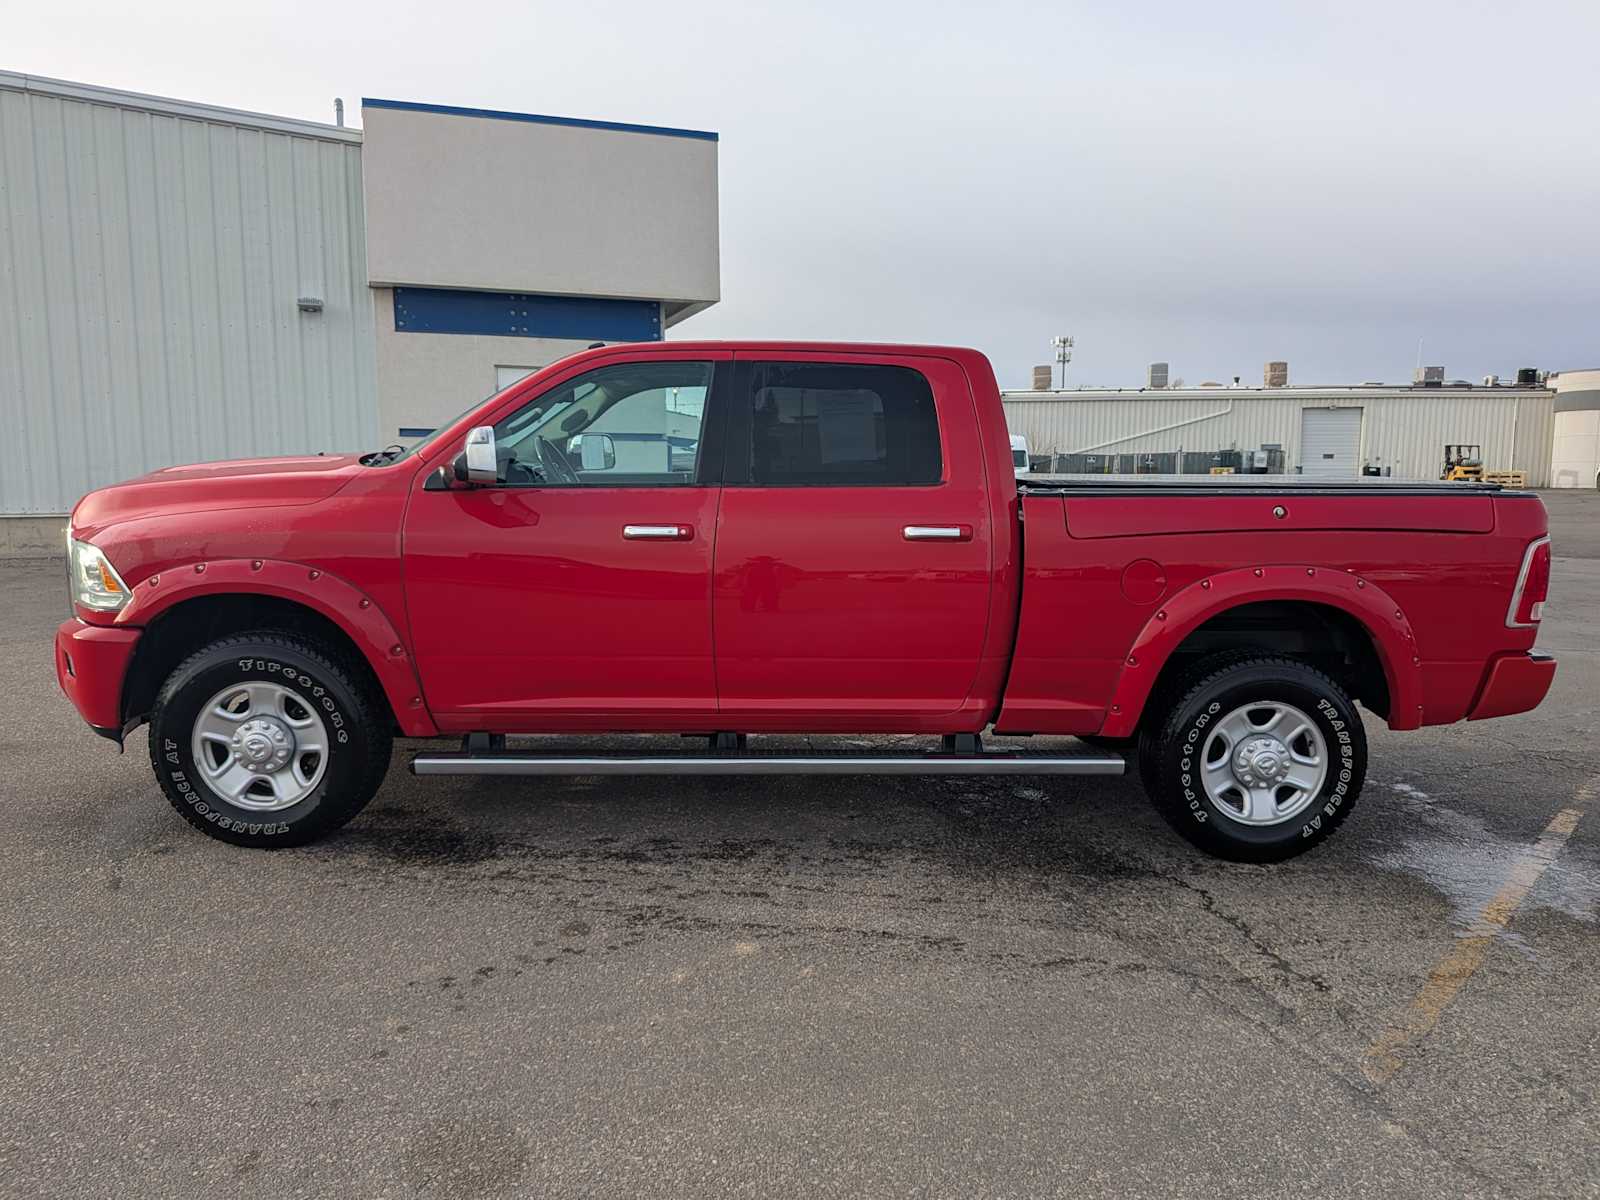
<box><xmin>1138</xmin><ymin>655</ymin><xmax>1366</xmax><ymax>862</ymax></box>
<box><xmin>148</xmin><ymin>632</ymin><xmax>393</xmax><ymax>847</ymax></box>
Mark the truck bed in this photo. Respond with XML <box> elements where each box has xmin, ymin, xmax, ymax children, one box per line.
<box><xmin>996</xmin><ymin>480</ymin><xmax>1547</xmax><ymax>739</ymax></box>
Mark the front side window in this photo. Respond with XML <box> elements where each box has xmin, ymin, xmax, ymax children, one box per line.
<box><xmin>491</xmin><ymin>361</ymin><xmax>712</xmax><ymax>487</ymax></box>
<box><xmin>742</xmin><ymin>362</ymin><xmax>942</xmax><ymax>486</ymax></box>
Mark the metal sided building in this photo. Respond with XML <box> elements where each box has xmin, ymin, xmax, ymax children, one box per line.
<box><xmin>1002</xmin><ymin>380</ymin><xmax>1556</xmax><ymax>484</ymax></box>
<box><xmin>0</xmin><ymin>71</ymin><xmax>719</xmax><ymax>554</ymax></box>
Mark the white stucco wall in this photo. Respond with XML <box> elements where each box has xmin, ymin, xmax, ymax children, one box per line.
<box><xmin>1549</xmin><ymin>369</ymin><xmax>1600</xmax><ymax>489</ymax></box>
<box><xmin>361</xmin><ymin>102</ymin><xmax>719</xmax><ymax>307</ymax></box>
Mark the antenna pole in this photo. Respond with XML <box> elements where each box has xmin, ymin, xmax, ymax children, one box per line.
<box><xmin>1052</xmin><ymin>335</ymin><xmax>1074</xmax><ymax>389</ymax></box>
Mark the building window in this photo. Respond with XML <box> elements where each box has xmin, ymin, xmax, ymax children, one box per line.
<box><xmin>496</xmin><ymin>365</ymin><xmax>541</xmax><ymax>390</ymax></box>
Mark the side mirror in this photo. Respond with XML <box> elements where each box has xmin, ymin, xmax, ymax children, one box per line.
<box><xmin>569</xmin><ymin>433</ymin><xmax>616</xmax><ymax>471</ymax></box>
<box><xmin>453</xmin><ymin>425</ymin><xmax>498</xmax><ymax>484</ymax></box>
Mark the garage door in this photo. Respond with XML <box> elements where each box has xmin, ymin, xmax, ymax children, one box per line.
<box><xmin>1300</xmin><ymin>407</ymin><xmax>1363</xmax><ymax>477</ymax></box>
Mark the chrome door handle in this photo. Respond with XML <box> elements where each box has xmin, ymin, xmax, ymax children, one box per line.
<box><xmin>623</xmin><ymin>524</ymin><xmax>693</xmax><ymax>541</ymax></box>
<box><xmin>903</xmin><ymin>525</ymin><xmax>972</xmax><ymax>541</ymax></box>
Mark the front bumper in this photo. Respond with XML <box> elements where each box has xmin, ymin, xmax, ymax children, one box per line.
<box><xmin>1468</xmin><ymin>651</ymin><xmax>1557</xmax><ymax>722</ymax></box>
<box><xmin>55</xmin><ymin>619</ymin><xmax>141</xmax><ymax>737</ymax></box>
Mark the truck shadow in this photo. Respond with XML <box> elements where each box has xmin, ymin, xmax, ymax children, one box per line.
<box><xmin>307</xmin><ymin>751</ymin><xmax>1275</xmax><ymax>889</ymax></box>
<box><xmin>299</xmin><ymin>760</ymin><xmax>1373</xmax><ymax>991</ymax></box>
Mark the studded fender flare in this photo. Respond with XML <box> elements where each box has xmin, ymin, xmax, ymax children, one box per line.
<box><xmin>113</xmin><ymin>558</ymin><xmax>438</xmax><ymax>737</ymax></box>
<box><xmin>1097</xmin><ymin>565</ymin><xmax>1423</xmax><ymax>739</ymax></box>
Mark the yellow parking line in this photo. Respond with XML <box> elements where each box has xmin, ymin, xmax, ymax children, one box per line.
<box><xmin>1362</xmin><ymin>782</ymin><xmax>1593</xmax><ymax>1086</ymax></box>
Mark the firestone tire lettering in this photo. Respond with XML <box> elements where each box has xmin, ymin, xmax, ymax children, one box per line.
<box><xmin>150</xmin><ymin>632</ymin><xmax>391</xmax><ymax>849</ymax></box>
<box><xmin>1139</xmin><ymin>653</ymin><xmax>1368</xmax><ymax>864</ymax></box>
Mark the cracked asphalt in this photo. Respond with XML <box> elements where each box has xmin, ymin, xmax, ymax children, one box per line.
<box><xmin>2</xmin><ymin>491</ymin><xmax>1597</xmax><ymax>1199</ymax></box>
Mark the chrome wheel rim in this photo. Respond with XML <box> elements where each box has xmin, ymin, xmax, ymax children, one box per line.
<box><xmin>1200</xmin><ymin>700</ymin><xmax>1326</xmax><ymax>826</ymax></box>
<box><xmin>191</xmin><ymin>681</ymin><xmax>328</xmax><ymax>812</ymax></box>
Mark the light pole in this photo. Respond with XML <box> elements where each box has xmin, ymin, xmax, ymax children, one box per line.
<box><xmin>1052</xmin><ymin>335</ymin><xmax>1074</xmax><ymax>389</ymax></box>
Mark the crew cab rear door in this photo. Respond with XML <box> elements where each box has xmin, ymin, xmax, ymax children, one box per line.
<box><xmin>712</xmin><ymin>351</ymin><xmax>993</xmax><ymax>725</ymax></box>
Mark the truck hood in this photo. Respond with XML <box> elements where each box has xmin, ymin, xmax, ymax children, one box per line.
<box><xmin>71</xmin><ymin>454</ymin><xmax>367</xmax><ymax>537</ymax></box>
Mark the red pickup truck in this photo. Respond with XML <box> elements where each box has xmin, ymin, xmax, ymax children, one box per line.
<box><xmin>56</xmin><ymin>342</ymin><xmax>1556</xmax><ymax>861</ymax></box>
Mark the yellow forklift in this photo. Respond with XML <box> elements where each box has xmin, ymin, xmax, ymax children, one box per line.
<box><xmin>1441</xmin><ymin>444</ymin><xmax>1484</xmax><ymax>482</ymax></box>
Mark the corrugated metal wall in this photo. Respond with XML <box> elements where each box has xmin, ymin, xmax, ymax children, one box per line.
<box><xmin>0</xmin><ymin>78</ymin><xmax>376</xmax><ymax>515</ymax></box>
<box><xmin>1003</xmin><ymin>389</ymin><xmax>1555</xmax><ymax>486</ymax></box>
<box><xmin>1512</xmin><ymin>392</ymin><xmax>1557</xmax><ymax>486</ymax></box>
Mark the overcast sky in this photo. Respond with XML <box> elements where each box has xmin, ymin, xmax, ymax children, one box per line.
<box><xmin>11</xmin><ymin>0</ymin><xmax>1599</xmax><ymax>388</ymax></box>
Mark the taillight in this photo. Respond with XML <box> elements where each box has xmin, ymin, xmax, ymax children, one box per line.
<box><xmin>1506</xmin><ymin>536</ymin><xmax>1551</xmax><ymax>628</ymax></box>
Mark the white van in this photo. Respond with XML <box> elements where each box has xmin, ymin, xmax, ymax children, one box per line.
<box><xmin>1010</xmin><ymin>434</ymin><xmax>1030</xmax><ymax>478</ymax></box>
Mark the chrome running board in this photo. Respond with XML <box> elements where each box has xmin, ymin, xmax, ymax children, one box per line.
<box><xmin>410</xmin><ymin>750</ymin><xmax>1125</xmax><ymax>777</ymax></box>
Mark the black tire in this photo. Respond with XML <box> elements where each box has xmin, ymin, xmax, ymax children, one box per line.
<box><xmin>1138</xmin><ymin>654</ymin><xmax>1366</xmax><ymax>862</ymax></box>
<box><xmin>148</xmin><ymin>632</ymin><xmax>393</xmax><ymax>848</ymax></box>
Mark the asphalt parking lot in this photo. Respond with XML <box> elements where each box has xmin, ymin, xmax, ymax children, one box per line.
<box><xmin>2</xmin><ymin>491</ymin><xmax>1597</xmax><ymax>1199</ymax></box>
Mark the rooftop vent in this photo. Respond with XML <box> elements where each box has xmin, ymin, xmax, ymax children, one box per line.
<box><xmin>1147</xmin><ymin>362</ymin><xmax>1169</xmax><ymax>389</ymax></box>
<box><xmin>1515</xmin><ymin>367</ymin><xmax>1539</xmax><ymax>386</ymax></box>
<box><xmin>1031</xmin><ymin>365</ymin><xmax>1053</xmax><ymax>391</ymax></box>
<box><xmin>1263</xmin><ymin>361</ymin><xmax>1288</xmax><ymax>387</ymax></box>
<box><xmin>1414</xmin><ymin>365</ymin><xmax>1445</xmax><ymax>386</ymax></box>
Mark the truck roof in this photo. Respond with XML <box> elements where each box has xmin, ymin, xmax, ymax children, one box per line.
<box><xmin>587</xmin><ymin>340</ymin><xmax>991</xmax><ymax>361</ymax></box>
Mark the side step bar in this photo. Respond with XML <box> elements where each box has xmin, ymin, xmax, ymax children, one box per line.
<box><xmin>411</xmin><ymin>751</ymin><xmax>1125</xmax><ymax>777</ymax></box>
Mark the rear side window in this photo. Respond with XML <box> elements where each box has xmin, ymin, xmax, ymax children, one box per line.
<box><xmin>741</xmin><ymin>362</ymin><xmax>942</xmax><ymax>486</ymax></box>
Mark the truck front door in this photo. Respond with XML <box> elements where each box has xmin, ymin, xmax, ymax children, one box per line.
<box><xmin>402</xmin><ymin>352</ymin><xmax>730</xmax><ymax>729</ymax></box>
<box><xmin>712</xmin><ymin>352</ymin><xmax>994</xmax><ymax>729</ymax></box>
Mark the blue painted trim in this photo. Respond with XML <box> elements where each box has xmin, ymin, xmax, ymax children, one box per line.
<box><xmin>398</xmin><ymin>427</ymin><xmax>434</xmax><ymax>439</ymax></box>
<box><xmin>362</xmin><ymin>97</ymin><xmax>717</xmax><ymax>142</ymax></box>
<box><xmin>394</xmin><ymin>288</ymin><xmax>663</xmax><ymax>342</ymax></box>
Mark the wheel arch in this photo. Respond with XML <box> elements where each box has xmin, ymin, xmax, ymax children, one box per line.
<box><xmin>115</xmin><ymin>560</ymin><xmax>438</xmax><ymax>737</ymax></box>
<box><xmin>1098</xmin><ymin>566</ymin><xmax>1422</xmax><ymax>739</ymax></box>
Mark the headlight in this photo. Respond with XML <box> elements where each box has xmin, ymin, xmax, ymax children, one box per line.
<box><xmin>68</xmin><ymin>537</ymin><xmax>131</xmax><ymax>612</ymax></box>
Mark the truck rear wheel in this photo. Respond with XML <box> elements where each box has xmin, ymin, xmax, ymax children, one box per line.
<box><xmin>1138</xmin><ymin>654</ymin><xmax>1366</xmax><ymax>862</ymax></box>
<box><xmin>148</xmin><ymin>632</ymin><xmax>392</xmax><ymax>848</ymax></box>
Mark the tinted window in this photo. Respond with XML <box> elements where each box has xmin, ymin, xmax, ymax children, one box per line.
<box><xmin>491</xmin><ymin>361</ymin><xmax>711</xmax><ymax>487</ymax></box>
<box><xmin>743</xmin><ymin>362</ymin><xmax>942</xmax><ymax>486</ymax></box>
